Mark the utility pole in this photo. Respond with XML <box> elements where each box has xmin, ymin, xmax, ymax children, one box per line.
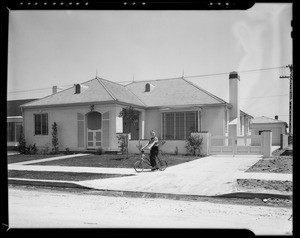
<box><xmin>280</xmin><ymin>64</ymin><xmax>293</xmax><ymax>136</ymax></box>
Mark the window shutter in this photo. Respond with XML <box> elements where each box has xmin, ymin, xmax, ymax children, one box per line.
<box><xmin>102</xmin><ymin>111</ymin><xmax>110</xmax><ymax>147</ymax></box>
<box><xmin>77</xmin><ymin>113</ymin><xmax>84</xmax><ymax>147</ymax></box>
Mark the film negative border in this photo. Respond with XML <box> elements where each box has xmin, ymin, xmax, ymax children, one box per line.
<box><xmin>6</xmin><ymin>1</ymin><xmax>256</xmax><ymax>10</ymax></box>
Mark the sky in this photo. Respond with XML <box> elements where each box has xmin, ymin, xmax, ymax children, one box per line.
<box><xmin>7</xmin><ymin>3</ymin><xmax>292</xmax><ymax>125</ymax></box>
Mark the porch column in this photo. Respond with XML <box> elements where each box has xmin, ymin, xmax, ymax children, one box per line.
<box><xmin>139</xmin><ymin>110</ymin><xmax>146</xmax><ymax>139</ymax></box>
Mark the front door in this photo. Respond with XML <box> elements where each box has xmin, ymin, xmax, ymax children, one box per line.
<box><xmin>87</xmin><ymin>129</ymin><xmax>102</xmax><ymax>148</ymax></box>
<box><xmin>87</xmin><ymin>111</ymin><xmax>102</xmax><ymax>149</ymax></box>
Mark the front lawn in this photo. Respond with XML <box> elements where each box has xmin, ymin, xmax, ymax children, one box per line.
<box><xmin>7</xmin><ymin>154</ymin><xmax>64</xmax><ymax>164</ymax></box>
<box><xmin>26</xmin><ymin>153</ymin><xmax>202</xmax><ymax>168</ymax></box>
<box><xmin>8</xmin><ymin>170</ymin><xmax>132</xmax><ymax>181</ymax></box>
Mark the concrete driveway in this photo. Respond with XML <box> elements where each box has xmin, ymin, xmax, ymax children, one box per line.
<box><xmin>78</xmin><ymin>155</ymin><xmax>267</xmax><ymax>196</ymax></box>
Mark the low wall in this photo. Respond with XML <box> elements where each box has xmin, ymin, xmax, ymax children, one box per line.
<box><xmin>128</xmin><ymin>140</ymin><xmax>187</xmax><ymax>155</ymax></box>
<box><xmin>128</xmin><ymin>132</ymin><xmax>209</xmax><ymax>155</ymax></box>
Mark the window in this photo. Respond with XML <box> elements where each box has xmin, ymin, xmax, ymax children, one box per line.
<box><xmin>34</xmin><ymin>114</ymin><xmax>48</xmax><ymax>135</ymax></box>
<box><xmin>145</xmin><ymin>83</ymin><xmax>150</xmax><ymax>92</ymax></box>
<box><xmin>7</xmin><ymin>122</ymin><xmax>22</xmax><ymax>142</ymax></box>
<box><xmin>162</xmin><ymin>111</ymin><xmax>199</xmax><ymax>140</ymax></box>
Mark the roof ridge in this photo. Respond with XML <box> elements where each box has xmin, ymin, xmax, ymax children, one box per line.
<box><xmin>125</xmin><ymin>77</ymin><xmax>183</xmax><ymax>85</ymax></box>
<box><xmin>96</xmin><ymin>77</ymin><xmax>117</xmax><ymax>101</ymax></box>
<box><xmin>182</xmin><ymin>77</ymin><xmax>228</xmax><ymax>104</ymax></box>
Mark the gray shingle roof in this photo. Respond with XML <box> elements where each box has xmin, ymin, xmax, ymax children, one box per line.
<box><xmin>21</xmin><ymin>77</ymin><xmax>145</xmax><ymax>108</ymax></box>
<box><xmin>252</xmin><ymin>116</ymin><xmax>288</xmax><ymax>126</ymax></box>
<box><xmin>125</xmin><ymin>77</ymin><xmax>228</xmax><ymax>107</ymax></box>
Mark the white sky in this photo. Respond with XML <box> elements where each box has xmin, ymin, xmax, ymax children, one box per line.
<box><xmin>7</xmin><ymin>3</ymin><xmax>292</xmax><ymax>124</ymax></box>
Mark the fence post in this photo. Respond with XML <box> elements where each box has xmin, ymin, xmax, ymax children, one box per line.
<box><xmin>262</xmin><ymin>131</ymin><xmax>272</xmax><ymax>157</ymax></box>
<box><xmin>281</xmin><ymin>134</ymin><xmax>288</xmax><ymax>149</ymax></box>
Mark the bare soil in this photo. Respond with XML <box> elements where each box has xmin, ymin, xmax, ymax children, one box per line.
<box><xmin>237</xmin><ymin>148</ymin><xmax>293</xmax><ymax>207</ymax></box>
<box><xmin>237</xmin><ymin>179</ymin><xmax>292</xmax><ymax>193</ymax></box>
<box><xmin>246</xmin><ymin>149</ymin><xmax>292</xmax><ymax>174</ymax></box>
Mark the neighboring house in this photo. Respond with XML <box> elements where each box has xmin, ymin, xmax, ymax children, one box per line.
<box><xmin>7</xmin><ymin>99</ymin><xmax>38</xmax><ymax>150</ymax></box>
<box><xmin>250</xmin><ymin>116</ymin><xmax>288</xmax><ymax>146</ymax></box>
<box><xmin>20</xmin><ymin>72</ymin><xmax>252</xmax><ymax>152</ymax></box>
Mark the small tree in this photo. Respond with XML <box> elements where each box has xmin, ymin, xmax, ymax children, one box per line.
<box><xmin>185</xmin><ymin>134</ymin><xmax>203</xmax><ymax>156</ymax></box>
<box><xmin>51</xmin><ymin>122</ymin><xmax>59</xmax><ymax>154</ymax></box>
<box><xmin>119</xmin><ymin>106</ymin><xmax>139</xmax><ymax>134</ymax></box>
<box><xmin>17</xmin><ymin>125</ymin><xmax>26</xmax><ymax>154</ymax></box>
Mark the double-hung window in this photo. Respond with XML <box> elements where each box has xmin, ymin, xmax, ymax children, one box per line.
<box><xmin>162</xmin><ymin>111</ymin><xmax>199</xmax><ymax>140</ymax></box>
<box><xmin>34</xmin><ymin>114</ymin><xmax>48</xmax><ymax>135</ymax></box>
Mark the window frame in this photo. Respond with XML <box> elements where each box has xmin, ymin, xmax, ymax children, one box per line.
<box><xmin>161</xmin><ymin>111</ymin><xmax>199</xmax><ymax>140</ymax></box>
<box><xmin>34</xmin><ymin>113</ymin><xmax>48</xmax><ymax>136</ymax></box>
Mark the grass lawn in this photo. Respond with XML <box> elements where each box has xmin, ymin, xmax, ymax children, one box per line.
<box><xmin>7</xmin><ymin>154</ymin><xmax>64</xmax><ymax>164</ymax></box>
<box><xmin>23</xmin><ymin>153</ymin><xmax>202</xmax><ymax>168</ymax></box>
<box><xmin>8</xmin><ymin>170</ymin><xmax>132</xmax><ymax>181</ymax></box>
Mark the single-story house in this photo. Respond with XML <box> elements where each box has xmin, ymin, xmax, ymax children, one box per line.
<box><xmin>20</xmin><ymin>72</ymin><xmax>253</xmax><ymax>152</ymax></box>
<box><xmin>7</xmin><ymin>99</ymin><xmax>37</xmax><ymax>150</ymax></box>
<box><xmin>250</xmin><ymin>116</ymin><xmax>288</xmax><ymax>146</ymax></box>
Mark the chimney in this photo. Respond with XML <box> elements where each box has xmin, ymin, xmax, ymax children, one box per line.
<box><xmin>229</xmin><ymin>71</ymin><xmax>240</xmax><ymax>121</ymax></box>
<box><xmin>229</xmin><ymin>71</ymin><xmax>240</xmax><ymax>135</ymax></box>
<box><xmin>52</xmin><ymin>86</ymin><xmax>57</xmax><ymax>94</ymax></box>
<box><xmin>74</xmin><ymin>84</ymin><xmax>81</xmax><ymax>94</ymax></box>
<box><xmin>275</xmin><ymin>115</ymin><xmax>278</xmax><ymax>120</ymax></box>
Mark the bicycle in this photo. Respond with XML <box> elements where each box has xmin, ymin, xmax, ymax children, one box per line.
<box><xmin>134</xmin><ymin>149</ymin><xmax>168</xmax><ymax>173</ymax></box>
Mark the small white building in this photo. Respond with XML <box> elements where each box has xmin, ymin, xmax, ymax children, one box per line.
<box><xmin>250</xmin><ymin>116</ymin><xmax>288</xmax><ymax>146</ymax></box>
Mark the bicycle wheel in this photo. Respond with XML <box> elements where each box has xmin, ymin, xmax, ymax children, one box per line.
<box><xmin>157</xmin><ymin>158</ymin><xmax>168</xmax><ymax>171</ymax></box>
<box><xmin>134</xmin><ymin>160</ymin><xmax>145</xmax><ymax>173</ymax></box>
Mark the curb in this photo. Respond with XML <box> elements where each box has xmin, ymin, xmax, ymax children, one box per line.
<box><xmin>8</xmin><ymin>178</ymin><xmax>292</xmax><ymax>201</ymax></box>
<box><xmin>8</xmin><ymin>179</ymin><xmax>92</xmax><ymax>190</ymax></box>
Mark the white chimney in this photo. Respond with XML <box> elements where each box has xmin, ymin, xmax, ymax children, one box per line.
<box><xmin>52</xmin><ymin>86</ymin><xmax>58</xmax><ymax>94</ymax></box>
<box><xmin>229</xmin><ymin>71</ymin><xmax>240</xmax><ymax>135</ymax></box>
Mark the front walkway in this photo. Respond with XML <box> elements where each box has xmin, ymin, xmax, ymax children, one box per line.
<box><xmin>8</xmin><ymin>154</ymin><xmax>292</xmax><ymax>197</ymax></box>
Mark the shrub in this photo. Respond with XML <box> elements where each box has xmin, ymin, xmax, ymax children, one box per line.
<box><xmin>42</xmin><ymin>143</ymin><xmax>50</xmax><ymax>155</ymax></box>
<box><xmin>51</xmin><ymin>122</ymin><xmax>59</xmax><ymax>154</ymax></box>
<box><xmin>26</xmin><ymin>144</ymin><xmax>38</xmax><ymax>155</ymax></box>
<box><xmin>64</xmin><ymin>147</ymin><xmax>72</xmax><ymax>155</ymax></box>
<box><xmin>117</xmin><ymin>134</ymin><xmax>128</xmax><ymax>155</ymax></box>
<box><xmin>96</xmin><ymin>147</ymin><xmax>104</xmax><ymax>155</ymax></box>
<box><xmin>185</xmin><ymin>134</ymin><xmax>203</xmax><ymax>156</ymax></box>
<box><xmin>17</xmin><ymin>125</ymin><xmax>26</xmax><ymax>154</ymax></box>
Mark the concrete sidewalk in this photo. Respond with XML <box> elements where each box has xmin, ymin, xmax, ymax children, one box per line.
<box><xmin>8</xmin><ymin>154</ymin><xmax>292</xmax><ymax>199</ymax></box>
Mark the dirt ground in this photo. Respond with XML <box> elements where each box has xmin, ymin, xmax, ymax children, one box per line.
<box><xmin>246</xmin><ymin>153</ymin><xmax>292</xmax><ymax>174</ymax></box>
<box><xmin>8</xmin><ymin>185</ymin><xmax>293</xmax><ymax>235</ymax></box>
<box><xmin>238</xmin><ymin>148</ymin><xmax>293</xmax><ymax>207</ymax></box>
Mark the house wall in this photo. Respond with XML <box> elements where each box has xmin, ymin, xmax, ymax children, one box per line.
<box><xmin>201</xmin><ymin>106</ymin><xmax>225</xmax><ymax>136</ymax></box>
<box><xmin>22</xmin><ymin>104</ymin><xmax>122</xmax><ymax>151</ymax></box>
<box><xmin>250</xmin><ymin>123</ymin><xmax>286</xmax><ymax>146</ymax></box>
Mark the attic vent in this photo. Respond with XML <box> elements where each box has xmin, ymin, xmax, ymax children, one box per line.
<box><xmin>75</xmin><ymin>84</ymin><xmax>81</xmax><ymax>94</ymax></box>
<box><xmin>145</xmin><ymin>83</ymin><xmax>150</xmax><ymax>92</ymax></box>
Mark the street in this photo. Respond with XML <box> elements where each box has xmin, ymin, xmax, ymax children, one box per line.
<box><xmin>8</xmin><ymin>185</ymin><xmax>292</xmax><ymax>235</ymax></box>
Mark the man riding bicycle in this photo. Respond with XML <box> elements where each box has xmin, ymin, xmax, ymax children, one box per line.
<box><xmin>141</xmin><ymin>130</ymin><xmax>159</xmax><ymax>171</ymax></box>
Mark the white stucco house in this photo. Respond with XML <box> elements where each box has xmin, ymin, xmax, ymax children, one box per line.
<box><xmin>250</xmin><ymin>116</ymin><xmax>288</xmax><ymax>146</ymax></box>
<box><xmin>20</xmin><ymin>71</ymin><xmax>253</xmax><ymax>152</ymax></box>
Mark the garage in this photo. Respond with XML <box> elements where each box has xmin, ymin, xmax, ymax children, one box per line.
<box><xmin>250</xmin><ymin>116</ymin><xmax>288</xmax><ymax>146</ymax></box>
